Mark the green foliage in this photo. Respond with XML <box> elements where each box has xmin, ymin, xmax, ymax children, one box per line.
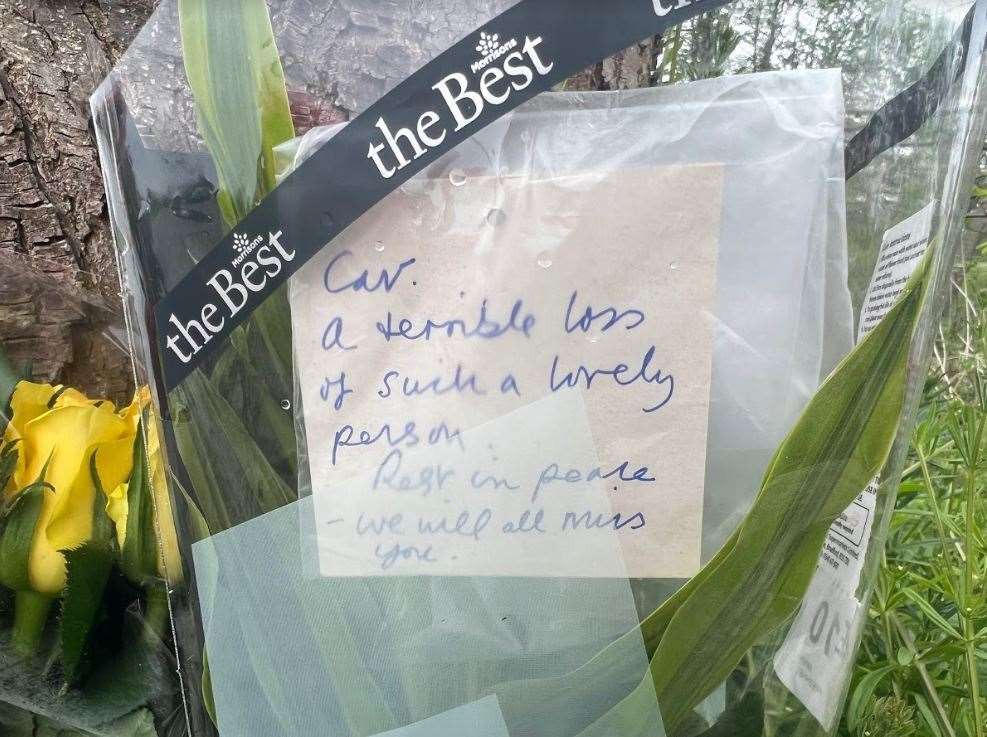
<box><xmin>0</xmin><ymin>484</ymin><xmax>47</xmax><ymax>593</ymax></box>
<box><xmin>649</xmin><ymin>249</ymin><xmax>926</xmax><ymax>731</ymax></box>
<box><xmin>171</xmin><ymin>369</ymin><xmax>294</xmax><ymax>532</ymax></box>
<box><xmin>61</xmin><ymin>542</ymin><xmax>116</xmax><ymax>685</ymax></box>
<box><xmin>487</xmin><ymin>248</ymin><xmax>933</xmax><ymax>737</ymax></box>
<box><xmin>177</xmin><ymin>0</ymin><xmax>294</xmax><ymax>225</ymax></box>
<box><xmin>845</xmin><ymin>255</ymin><xmax>987</xmax><ymax>737</ymax></box>
<box><xmin>174</xmin><ymin>0</ymin><xmax>299</xmax><ymax>536</ymax></box>
<box><xmin>60</xmin><ymin>455</ymin><xmax>123</xmax><ymax>684</ymax></box>
<box><xmin>119</xmin><ymin>429</ymin><xmax>163</xmax><ymax>587</ymax></box>
<box><xmin>857</xmin><ymin>697</ymin><xmax>919</xmax><ymax>737</ymax></box>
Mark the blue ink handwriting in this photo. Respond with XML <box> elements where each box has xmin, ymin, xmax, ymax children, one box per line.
<box><xmin>549</xmin><ymin>346</ymin><xmax>674</xmax><ymax>412</ymax></box>
<box><xmin>323</xmin><ymin>249</ymin><xmax>416</xmax><ymax>294</ymax></box>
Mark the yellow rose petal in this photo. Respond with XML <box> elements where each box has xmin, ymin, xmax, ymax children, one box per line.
<box><xmin>105</xmin><ymin>482</ymin><xmax>129</xmax><ymax>550</ymax></box>
<box><xmin>23</xmin><ymin>403</ymin><xmax>135</xmax><ymax>596</ymax></box>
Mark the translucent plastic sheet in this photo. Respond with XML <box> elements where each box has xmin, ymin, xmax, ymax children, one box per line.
<box><xmin>82</xmin><ymin>0</ymin><xmax>987</xmax><ymax>736</ymax></box>
<box><xmin>284</xmin><ymin>69</ymin><xmax>852</xmax><ymax>586</ymax></box>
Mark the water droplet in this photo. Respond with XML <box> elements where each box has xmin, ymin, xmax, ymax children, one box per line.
<box><xmin>449</xmin><ymin>169</ymin><xmax>468</xmax><ymax>186</ymax></box>
<box><xmin>668</xmin><ymin>261</ymin><xmax>679</xmax><ymax>271</ymax></box>
<box><xmin>374</xmin><ymin>241</ymin><xmax>385</xmax><ymax>253</ymax></box>
<box><xmin>280</xmin><ymin>399</ymin><xmax>291</xmax><ymax>411</ymax></box>
<box><xmin>486</xmin><ymin>208</ymin><xmax>507</xmax><ymax>227</ymax></box>
<box><xmin>321</xmin><ymin>211</ymin><xmax>336</xmax><ymax>228</ymax></box>
<box><xmin>536</xmin><ymin>251</ymin><xmax>553</xmax><ymax>268</ymax></box>
<box><xmin>587</xmin><ymin>334</ymin><xmax>600</xmax><ymax>344</ymax></box>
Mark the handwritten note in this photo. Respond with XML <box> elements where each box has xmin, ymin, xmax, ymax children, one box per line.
<box><xmin>290</xmin><ymin>164</ymin><xmax>723</xmax><ymax>578</ymax></box>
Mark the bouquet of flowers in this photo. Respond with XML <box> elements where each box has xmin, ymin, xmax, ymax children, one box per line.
<box><xmin>80</xmin><ymin>0</ymin><xmax>987</xmax><ymax>735</ymax></box>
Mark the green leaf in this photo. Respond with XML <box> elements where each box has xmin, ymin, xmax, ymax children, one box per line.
<box><xmin>0</xmin><ymin>484</ymin><xmax>46</xmax><ymax>592</ymax></box>
<box><xmin>88</xmin><ymin>453</ymin><xmax>116</xmax><ymax>548</ymax></box>
<box><xmin>896</xmin><ymin>646</ymin><xmax>915</xmax><ymax>666</ymax></box>
<box><xmin>489</xmin><ymin>248</ymin><xmax>934</xmax><ymax>732</ymax></box>
<box><xmin>210</xmin><ymin>326</ymin><xmax>296</xmax><ymax>479</ymax></box>
<box><xmin>60</xmin><ymin>541</ymin><xmax>115</xmax><ymax>684</ymax></box>
<box><xmin>202</xmin><ymin>648</ymin><xmax>217</xmax><ymax>727</ymax></box>
<box><xmin>901</xmin><ymin>589</ymin><xmax>963</xmax><ymax>640</ymax></box>
<box><xmin>846</xmin><ymin>665</ymin><xmax>897</xmax><ymax>733</ymax></box>
<box><xmin>178</xmin><ymin>0</ymin><xmax>294</xmax><ymax>226</ymax></box>
<box><xmin>171</xmin><ymin>369</ymin><xmax>294</xmax><ymax>533</ymax></box>
<box><xmin>647</xmin><ymin>248</ymin><xmax>931</xmax><ymax>729</ymax></box>
<box><xmin>119</xmin><ymin>428</ymin><xmax>162</xmax><ymax>586</ymax></box>
<box><xmin>176</xmin><ymin>0</ymin><xmax>298</xmax><ymax>509</ymax></box>
<box><xmin>912</xmin><ymin>693</ymin><xmax>945</xmax><ymax>737</ymax></box>
<box><xmin>170</xmin><ymin>474</ymin><xmax>211</xmax><ymax>543</ymax></box>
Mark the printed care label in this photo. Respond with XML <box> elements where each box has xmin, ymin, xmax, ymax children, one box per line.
<box><xmin>290</xmin><ymin>164</ymin><xmax>723</xmax><ymax>578</ymax></box>
<box><xmin>775</xmin><ymin>202</ymin><xmax>935</xmax><ymax>728</ymax></box>
<box><xmin>857</xmin><ymin>202</ymin><xmax>935</xmax><ymax>341</ymax></box>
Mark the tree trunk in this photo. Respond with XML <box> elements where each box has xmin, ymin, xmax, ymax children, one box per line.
<box><xmin>0</xmin><ymin>0</ymin><xmax>153</xmax><ymax>404</ymax></box>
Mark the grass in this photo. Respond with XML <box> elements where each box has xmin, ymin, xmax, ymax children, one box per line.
<box><xmin>842</xmin><ymin>235</ymin><xmax>987</xmax><ymax>737</ymax></box>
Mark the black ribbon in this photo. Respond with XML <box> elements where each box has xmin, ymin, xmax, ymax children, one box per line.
<box><xmin>845</xmin><ymin>4</ymin><xmax>977</xmax><ymax>178</ymax></box>
<box><xmin>153</xmin><ymin>0</ymin><xmax>982</xmax><ymax>389</ymax></box>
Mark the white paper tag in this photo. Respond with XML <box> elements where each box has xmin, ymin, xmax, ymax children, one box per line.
<box><xmin>775</xmin><ymin>202</ymin><xmax>934</xmax><ymax>728</ymax></box>
<box><xmin>290</xmin><ymin>164</ymin><xmax>723</xmax><ymax>578</ymax></box>
<box><xmin>772</xmin><ymin>482</ymin><xmax>876</xmax><ymax>728</ymax></box>
<box><xmin>857</xmin><ymin>202</ymin><xmax>935</xmax><ymax>341</ymax></box>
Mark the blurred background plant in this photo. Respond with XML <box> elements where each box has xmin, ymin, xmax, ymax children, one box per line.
<box><xmin>840</xmin><ymin>153</ymin><xmax>987</xmax><ymax>737</ymax></box>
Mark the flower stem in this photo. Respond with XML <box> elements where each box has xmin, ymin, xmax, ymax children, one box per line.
<box><xmin>963</xmin><ymin>465</ymin><xmax>985</xmax><ymax>737</ymax></box>
<box><xmin>11</xmin><ymin>590</ymin><xmax>53</xmax><ymax>656</ymax></box>
<box><xmin>143</xmin><ymin>582</ymin><xmax>171</xmax><ymax>643</ymax></box>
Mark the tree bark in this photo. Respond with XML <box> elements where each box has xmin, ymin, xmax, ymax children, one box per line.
<box><xmin>0</xmin><ymin>0</ymin><xmax>152</xmax><ymax>404</ymax></box>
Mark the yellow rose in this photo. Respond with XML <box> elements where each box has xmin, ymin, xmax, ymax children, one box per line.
<box><xmin>2</xmin><ymin>381</ymin><xmax>142</xmax><ymax>596</ymax></box>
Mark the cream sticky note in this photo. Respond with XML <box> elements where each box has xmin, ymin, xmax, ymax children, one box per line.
<box><xmin>290</xmin><ymin>164</ymin><xmax>723</xmax><ymax>578</ymax></box>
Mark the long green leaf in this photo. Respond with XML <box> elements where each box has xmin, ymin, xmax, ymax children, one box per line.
<box><xmin>901</xmin><ymin>589</ymin><xmax>963</xmax><ymax>640</ymax></box>
<box><xmin>490</xmin><ymin>248</ymin><xmax>934</xmax><ymax>733</ymax></box>
<box><xmin>649</xmin><ymin>249</ymin><xmax>930</xmax><ymax>729</ymax></box>
<box><xmin>119</xmin><ymin>427</ymin><xmax>162</xmax><ymax>586</ymax></box>
<box><xmin>171</xmin><ymin>369</ymin><xmax>294</xmax><ymax>533</ymax></box>
<box><xmin>177</xmin><ymin>0</ymin><xmax>297</xmax><ymax>494</ymax></box>
<box><xmin>178</xmin><ymin>0</ymin><xmax>294</xmax><ymax>225</ymax></box>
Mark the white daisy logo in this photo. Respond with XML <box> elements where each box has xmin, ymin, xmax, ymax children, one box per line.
<box><xmin>476</xmin><ymin>31</ymin><xmax>500</xmax><ymax>57</ymax></box>
<box><xmin>233</xmin><ymin>232</ymin><xmax>250</xmax><ymax>253</ymax></box>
